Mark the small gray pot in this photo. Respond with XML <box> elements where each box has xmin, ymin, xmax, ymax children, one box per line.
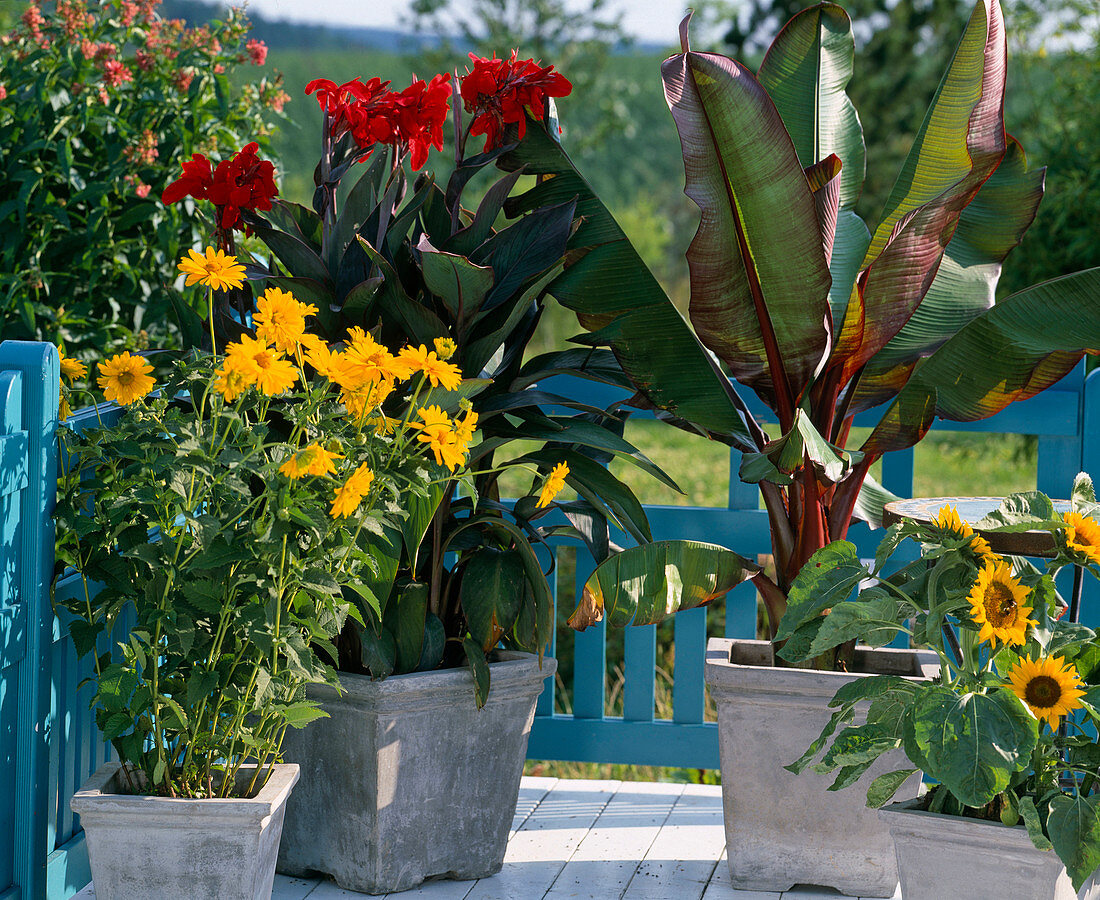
<box><xmin>705</xmin><ymin>637</ymin><xmax>934</xmax><ymax>898</ymax></box>
<box><xmin>277</xmin><ymin>650</ymin><xmax>552</xmax><ymax>894</ymax></box>
<box><xmin>880</xmin><ymin>799</ymin><xmax>1100</xmax><ymax>900</ymax></box>
<box><xmin>70</xmin><ymin>760</ymin><xmax>299</xmax><ymax>900</ymax></box>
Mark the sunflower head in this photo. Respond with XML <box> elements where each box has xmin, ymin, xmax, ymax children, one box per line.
<box><xmin>932</xmin><ymin>504</ymin><xmax>994</xmax><ymax>564</ymax></box>
<box><xmin>1007</xmin><ymin>654</ymin><xmax>1085</xmax><ymax>728</ymax></box>
<box><xmin>1063</xmin><ymin>512</ymin><xmax>1100</xmax><ymax>567</ymax></box>
<box><xmin>967</xmin><ymin>558</ymin><xmax>1032</xmax><ymax>646</ymax></box>
<box><xmin>537</xmin><ymin>461</ymin><xmax>570</xmax><ymax>509</ymax></box>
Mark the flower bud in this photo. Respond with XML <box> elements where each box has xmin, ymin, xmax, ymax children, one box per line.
<box><xmin>433</xmin><ymin>336</ymin><xmax>457</xmax><ymax>360</ymax></box>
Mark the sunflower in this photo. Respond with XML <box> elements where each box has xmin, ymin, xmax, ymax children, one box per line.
<box><xmin>1007</xmin><ymin>655</ymin><xmax>1085</xmax><ymax>728</ymax></box>
<box><xmin>253</xmin><ymin>287</ymin><xmax>317</xmax><ymax>353</ymax></box>
<box><xmin>537</xmin><ymin>461</ymin><xmax>570</xmax><ymax>508</ymax></box>
<box><xmin>330</xmin><ymin>463</ymin><xmax>375</xmax><ymax>518</ymax></box>
<box><xmin>279</xmin><ymin>443</ymin><xmax>343</xmax><ymax>480</ymax></box>
<box><xmin>966</xmin><ymin>558</ymin><xmax>1032</xmax><ymax>646</ymax></box>
<box><xmin>177</xmin><ymin>247</ymin><xmax>246</xmax><ymax>292</ymax></box>
<box><xmin>225</xmin><ymin>336</ymin><xmax>298</xmax><ymax>396</ymax></box>
<box><xmin>396</xmin><ymin>343</ymin><xmax>463</xmax><ymax>390</ymax></box>
<box><xmin>1063</xmin><ymin>512</ymin><xmax>1100</xmax><ymax>566</ymax></box>
<box><xmin>96</xmin><ymin>352</ymin><xmax>155</xmax><ymax>405</ymax></box>
<box><xmin>933</xmin><ymin>504</ymin><xmax>994</xmax><ymax>563</ymax></box>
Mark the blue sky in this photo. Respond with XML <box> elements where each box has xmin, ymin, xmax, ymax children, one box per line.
<box><xmin>244</xmin><ymin>0</ymin><xmax>688</xmax><ymax>44</ymax></box>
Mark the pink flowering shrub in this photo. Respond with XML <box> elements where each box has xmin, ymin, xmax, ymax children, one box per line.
<box><xmin>0</xmin><ymin>0</ymin><xmax>290</xmax><ymax>354</ymax></box>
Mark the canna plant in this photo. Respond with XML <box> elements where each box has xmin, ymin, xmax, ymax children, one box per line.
<box><xmin>160</xmin><ymin>55</ymin><xmax>744</xmax><ymax>703</ymax></box>
<box><xmin>490</xmin><ymin>0</ymin><xmax>1100</xmax><ymax>655</ymax></box>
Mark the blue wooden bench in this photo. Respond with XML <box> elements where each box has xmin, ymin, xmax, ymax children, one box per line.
<box><xmin>2</xmin><ymin>339</ymin><xmax>1098</xmax><ymax>899</ymax></box>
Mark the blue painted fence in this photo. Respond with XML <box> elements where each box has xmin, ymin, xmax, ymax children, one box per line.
<box><xmin>2</xmin><ymin>339</ymin><xmax>1099</xmax><ymax>898</ymax></box>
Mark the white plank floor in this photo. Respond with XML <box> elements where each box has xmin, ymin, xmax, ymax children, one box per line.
<box><xmin>75</xmin><ymin>776</ymin><xmax>902</xmax><ymax>900</ymax></box>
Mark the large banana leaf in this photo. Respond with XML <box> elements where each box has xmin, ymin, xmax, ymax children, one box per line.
<box><xmin>568</xmin><ymin>540</ymin><xmax>759</xmax><ymax>630</ymax></box>
<box><xmin>757</xmin><ymin>2</ymin><xmax>865</xmax><ymax>209</ymax></box>
<box><xmin>851</xmin><ymin>136</ymin><xmax>1045</xmax><ymax>413</ymax></box>
<box><xmin>757</xmin><ymin>2</ymin><xmax>869</xmax><ymax>332</ymax></box>
<box><xmin>828</xmin><ymin>0</ymin><xmax>1008</xmax><ymax>385</ymax></box>
<box><xmin>863</xmin><ymin>267</ymin><xmax>1100</xmax><ymax>455</ymax></box>
<box><xmin>499</xmin><ymin>122</ymin><xmax>759</xmax><ymax>450</ymax></box>
<box><xmin>661</xmin><ymin>26</ymin><xmax>831</xmax><ymax>419</ymax></box>
<box><xmin>863</xmin><ymin>0</ymin><xmax>1007</xmax><ymax>268</ymax></box>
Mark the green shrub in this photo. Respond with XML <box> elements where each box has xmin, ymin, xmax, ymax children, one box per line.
<box><xmin>0</xmin><ymin>0</ymin><xmax>290</xmax><ymax>355</ymax></box>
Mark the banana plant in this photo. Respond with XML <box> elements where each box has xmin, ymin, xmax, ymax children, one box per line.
<box><xmin>497</xmin><ymin>0</ymin><xmax>1100</xmax><ymax>648</ymax></box>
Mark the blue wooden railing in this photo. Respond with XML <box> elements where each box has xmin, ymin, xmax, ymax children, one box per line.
<box><xmin>2</xmin><ymin>339</ymin><xmax>1099</xmax><ymax>899</ymax></box>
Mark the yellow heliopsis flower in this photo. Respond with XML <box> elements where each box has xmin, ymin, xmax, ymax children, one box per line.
<box><xmin>410</xmin><ymin>405</ymin><xmax>454</xmax><ymax>466</ymax></box>
<box><xmin>454</xmin><ymin>408</ymin><xmax>478</xmax><ymax>444</ymax></box>
<box><xmin>177</xmin><ymin>247</ymin><xmax>246</xmax><ymax>292</ymax></box>
<box><xmin>57</xmin><ymin>347</ymin><xmax>87</xmax><ymax>382</ymax></box>
<box><xmin>337</xmin><ymin>327</ymin><xmax>403</xmax><ymax>388</ymax></box>
<box><xmin>279</xmin><ymin>442</ymin><xmax>343</xmax><ymax>479</ymax></box>
<box><xmin>1063</xmin><ymin>512</ymin><xmax>1100</xmax><ymax>566</ymax></box>
<box><xmin>396</xmin><ymin>344</ymin><xmax>462</xmax><ymax>390</ymax></box>
<box><xmin>253</xmin><ymin>287</ymin><xmax>318</xmax><ymax>353</ymax></box>
<box><xmin>96</xmin><ymin>352</ymin><xmax>155</xmax><ymax>405</ymax></box>
<box><xmin>340</xmin><ymin>378</ymin><xmax>394</xmax><ymax>420</ymax></box>
<box><xmin>59</xmin><ymin>387</ymin><xmax>71</xmax><ymax>421</ymax></box>
<box><xmin>932</xmin><ymin>504</ymin><xmax>994</xmax><ymax>562</ymax></box>
<box><xmin>966</xmin><ymin>558</ymin><xmax>1032</xmax><ymax>646</ymax></box>
<box><xmin>213</xmin><ymin>355</ymin><xmax>252</xmax><ymax>403</ymax></box>
<box><xmin>225</xmin><ymin>336</ymin><xmax>298</xmax><ymax>396</ymax></box>
<box><xmin>433</xmin><ymin>336</ymin><xmax>457</xmax><ymax>360</ymax></box>
<box><xmin>1007</xmin><ymin>655</ymin><xmax>1085</xmax><ymax>728</ymax></box>
<box><xmin>537</xmin><ymin>461</ymin><xmax>570</xmax><ymax>508</ymax></box>
<box><xmin>330</xmin><ymin>463</ymin><xmax>375</xmax><ymax>518</ymax></box>
<box><xmin>301</xmin><ymin>334</ymin><xmax>339</xmax><ymax>380</ymax></box>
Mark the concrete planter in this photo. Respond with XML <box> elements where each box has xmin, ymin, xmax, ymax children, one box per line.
<box><xmin>278</xmin><ymin>650</ymin><xmax>553</xmax><ymax>894</ymax></box>
<box><xmin>70</xmin><ymin>760</ymin><xmax>298</xmax><ymax>900</ymax></box>
<box><xmin>881</xmin><ymin>799</ymin><xmax>1100</xmax><ymax>900</ymax></box>
<box><xmin>704</xmin><ymin>637</ymin><xmax>933</xmax><ymax>897</ymax></box>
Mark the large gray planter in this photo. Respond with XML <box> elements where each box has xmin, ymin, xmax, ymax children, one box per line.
<box><xmin>705</xmin><ymin>637</ymin><xmax>933</xmax><ymax>898</ymax></box>
<box><xmin>277</xmin><ymin>650</ymin><xmax>553</xmax><ymax>894</ymax></box>
<box><xmin>881</xmin><ymin>799</ymin><xmax>1100</xmax><ymax>900</ymax></box>
<box><xmin>70</xmin><ymin>760</ymin><xmax>298</xmax><ymax>900</ymax></box>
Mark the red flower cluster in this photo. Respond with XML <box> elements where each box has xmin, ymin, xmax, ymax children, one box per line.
<box><xmin>161</xmin><ymin>141</ymin><xmax>278</xmax><ymax>233</ymax></box>
<box><xmin>460</xmin><ymin>52</ymin><xmax>571</xmax><ymax>151</ymax></box>
<box><xmin>304</xmin><ymin>73</ymin><xmax>451</xmax><ymax>171</ymax></box>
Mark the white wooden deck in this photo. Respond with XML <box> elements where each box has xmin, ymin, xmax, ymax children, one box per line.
<box><xmin>76</xmin><ymin>776</ymin><xmax>902</xmax><ymax>900</ymax></box>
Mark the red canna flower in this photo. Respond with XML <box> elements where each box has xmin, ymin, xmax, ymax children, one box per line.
<box><xmin>460</xmin><ymin>52</ymin><xmax>571</xmax><ymax>151</ymax></box>
<box><xmin>162</xmin><ymin>142</ymin><xmax>278</xmax><ymax>233</ymax></box>
<box><xmin>305</xmin><ymin>74</ymin><xmax>451</xmax><ymax>171</ymax></box>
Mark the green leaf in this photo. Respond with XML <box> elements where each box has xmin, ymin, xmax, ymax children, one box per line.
<box><xmin>358</xmin><ymin>622</ymin><xmax>395</xmax><ymax>677</ymax></box>
<box><xmin>568</xmin><ymin>540</ymin><xmax>758</xmax><ymax>630</ymax></box>
<box><xmin>807</xmin><ymin>591</ymin><xmax>907</xmax><ymax>658</ymax></box>
<box><xmin>661</xmin><ymin>38</ymin><xmax>831</xmax><ymax>408</ymax></box>
<box><xmin>417</xmin><ymin>613</ymin><xmax>445</xmax><ymax>671</ymax></box>
<box><xmin>400</xmin><ymin>479</ymin><xmax>446</xmax><ymax>571</ymax></box>
<box><xmin>774</xmin><ymin>541</ymin><xmax>866</xmax><ymax>644</ymax></box>
<box><xmin>499</xmin><ymin>120</ymin><xmax>756</xmax><ymax>446</ymax></box>
<box><xmin>739</xmin><ymin>409</ymin><xmax>862</xmax><ymax>487</ymax></box>
<box><xmin>417</xmin><ymin>235</ymin><xmax>494</xmax><ymax>319</ymax></box>
<box><xmin>463</xmin><ymin>636</ymin><xmax>491</xmax><ymax>709</ymax></box>
<box><xmin>866</xmin><ymin>769</ymin><xmax>919</xmax><ymax>809</ymax></box>
<box><xmin>460</xmin><ymin>548</ymin><xmax>526</xmax><ymax>652</ymax></box>
<box><xmin>757</xmin><ymin>2</ymin><xmax>865</xmax><ymax>209</ymax></box>
<box><xmin>863</xmin><ymin>268</ymin><xmax>1100</xmax><ymax>455</ymax></box>
<box><xmin>383</xmin><ymin>582</ymin><xmax>429</xmax><ymax>674</ymax></box>
<box><xmin>1019</xmin><ymin>796</ymin><xmax>1054</xmax><ymax>851</ymax></box>
<box><xmin>903</xmin><ymin>686</ymin><xmax>1037</xmax><ymax>808</ymax></box>
<box><xmin>863</xmin><ymin>0</ymin><xmax>1006</xmax><ymax>267</ymax></box>
<box><xmin>280</xmin><ymin>703</ymin><xmax>329</xmax><ymax>729</ymax></box>
<box><xmin>1048</xmin><ymin>795</ymin><xmax>1100</xmax><ymax>891</ymax></box>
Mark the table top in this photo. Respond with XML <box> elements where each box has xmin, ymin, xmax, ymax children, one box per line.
<box><xmin>882</xmin><ymin>496</ymin><xmax>1070</xmax><ymax>557</ymax></box>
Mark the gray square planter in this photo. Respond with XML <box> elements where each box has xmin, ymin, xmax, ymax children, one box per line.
<box><xmin>881</xmin><ymin>799</ymin><xmax>1100</xmax><ymax>900</ymax></box>
<box><xmin>277</xmin><ymin>650</ymin><xmax>553</xmax><ymax>894</ymax></box>
<box><xmin>705</xmin><ymin>637</ymin><xmax>934</xmax><ymax>898</ymax></box>
<box><xmin>70</xmin><ymin>760</ymin><xmax>299</xmax><ymax>900</ymax></box>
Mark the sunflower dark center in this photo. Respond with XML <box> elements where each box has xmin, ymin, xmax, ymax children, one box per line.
<box><xmin>983</xmin><ymin>583</ymin><xmax>1017</xmax><ymax>626</ymax></box>
<box><xmin>1025</xmin><ymin>675</ymin><xmax>1062</xmax><ymax>708</ymax></box>
<box><xmin>117</xmin><ymin>371</ymin><xmax>134</xmax><ymax>386</ymax></box>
